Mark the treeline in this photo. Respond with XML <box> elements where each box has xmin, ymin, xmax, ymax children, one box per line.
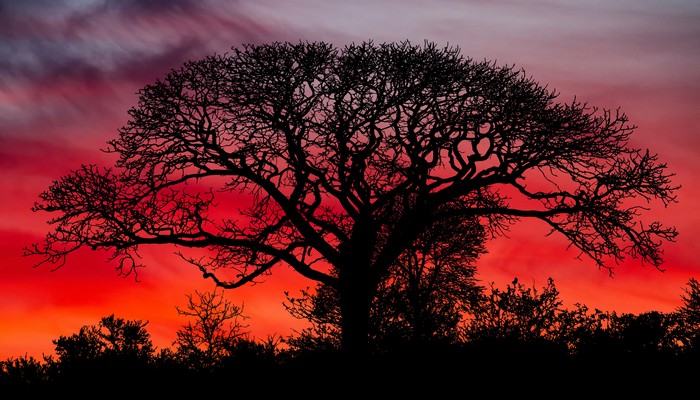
<box><xmin>3</xmin><ymin>277</ymin><xmax>700</xmax><ymax>392</ymax></box>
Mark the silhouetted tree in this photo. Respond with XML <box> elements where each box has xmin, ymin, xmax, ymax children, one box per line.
<box><xmin>371</xmin><ymin>217</ymin><xmax>486</xmax><ymax>347</ymax></box>
<box><xmin>285</xmin><ymin>216</ymin><xmax>485</xmax><ymax>353</ymax></box>
<box><xmin>284</xmin><ymin>284</ymin><xmax>342</xmax><ymax>355</ymax></box>
<box><xmin>171</xmin><ymin>288</ymin><xmax>250</xmax><ymax>370</ymax></box>
<box><xmin>0</xmin><ymin>354</ymin><xmax>54</xmax><ymax>388</ymax></box>
<box><xmin>51</xmin><ymin>314</ymin><xmax>155</xmax><ymax>385</ymax></box>
<box><xmin>463</xmin><ymin>277</ymin><xmax>563</xmax><ymax>343</ymax></box>
<box><xmin>574</xmin><ymin>310</ymin><xmax>681</xmax><ymax>371</ymax></box>
<box><xmin>453</xmin><ymin>277</ymin><xmax>570</xmax><ymax>373</ymax></box>
<box><xmin>676</xmin><ymin>278</ymin><xmax>700</xmax><ymax>352</ymax></box>
<box><xmin>27</xmin><ymin>40</ymin><xmax>679</xmax><ymax>356</ymax></box>
<box><xmin>555</xmin><ymin>302</ymin><xmax>613</xmax><ymax>355</ymax></box>
<box><xmin>611</xmin><ymin>311</ymin><xmax>679</xmax><ymax>355</ymax></box>
<box><xmin>53</xmin><ymin>315</ymin><xmax>154</xmax><ymax>364</ymax></box>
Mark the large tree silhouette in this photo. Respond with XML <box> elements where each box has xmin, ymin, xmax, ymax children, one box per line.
<box><xmin>27</xmin><ymin>40</ymin><xmax>678</xmax><ymax>356</ymax></box>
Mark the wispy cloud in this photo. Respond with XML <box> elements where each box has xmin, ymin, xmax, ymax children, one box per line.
<box><xmin>0</xmin><ymin>0</ymin><xmax>293</xmax><ymax>137</ymax></box>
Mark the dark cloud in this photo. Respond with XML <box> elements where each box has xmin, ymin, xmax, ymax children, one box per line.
<box><xmin>0</xmin><ymin>0</ymin><xmax>267</xmax><ymax>83</ymax></box>
<box><xmin>99</xmin><ymin>0</ymin><xmax>206</xmax><ymax>14</ymax></box>
<box><xmin>0</xmin><ymin>0</ymin><xmax>291</xmax><ymax>138</ymax></box>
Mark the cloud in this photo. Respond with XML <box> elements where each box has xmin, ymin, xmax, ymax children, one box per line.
<box><xmin>0</xmin><ymin>0</ymin><xmax>283</xmax><ymax>84</ymax></box>
<box><xmin>0</xmin><ymin>0</ymin><xmax>293</xmax><ymax>139</ymax></box>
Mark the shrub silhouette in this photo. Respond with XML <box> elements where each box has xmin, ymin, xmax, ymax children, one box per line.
<box><xmin>3</xmin><ymin>279</ymin><xmax>700</xmax><ymax>392</ymax></box>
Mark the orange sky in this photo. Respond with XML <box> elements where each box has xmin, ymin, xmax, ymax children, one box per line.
<box><xmin>1</xmin><ymin>0</ymin><xmax>699</xmax><ymax>360</ymax></box>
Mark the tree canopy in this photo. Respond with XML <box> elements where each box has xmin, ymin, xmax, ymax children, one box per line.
<box><xmin>27</xmin><ymin>40</ymin><xmax>679</xmax><ymax>355</ymax></box>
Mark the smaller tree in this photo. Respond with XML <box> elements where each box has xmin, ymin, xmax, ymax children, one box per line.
<box><xmin>284</xmin><ymin>284</ymin><xmax>342</xmax><ymax>354</ymax></box>
<box><xmin>463</xmin><ymin>277</ymin><xmax>563</xmax><ymax>343</ymax></box>
<box><xmin>172</xmin><ymin>288</ymin><xmax>250</xmax><ymax>370</ymax></box>
<box><xmin>555</xmin><ymin>303</ymin><xmax>613</xmax><ymax>355</ymax></box>
<box><xmin>53</xmin><ymin>315</ymin><xmax>154</xmax><ymax>364</ymax></box>
<box><xmin>610</xmin><ymin>311</ymin><xmax>679</xmax><ymax>356</ymax></box>
<box><xmin>461</xmin><ymin>277</ymin><xmax>570</xmax><ymax>366</ymax></box>
<box><xmin>0</xmin><ymin>354</ymin><xmax>54</xmax><ymax>387</ymax></box>
<box><xmin>676</xmin><ymin>278</ymin><xmax>700</xmax><ymax>352</ymax></box>
<box><xmin>51</xmin><ymin>314</ymin><xmax>155</xmax><ymax>384</ymax></box>
<box><xmin>284</xmin><ymin>217</ymin><xmax>485</xmax><ymax>354</ymax></box>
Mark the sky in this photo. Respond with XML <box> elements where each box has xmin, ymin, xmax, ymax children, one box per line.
<box><xmin>1</xmin><ymin>0</ymin><xmax>699</xmax><ymax>360</ymax></box>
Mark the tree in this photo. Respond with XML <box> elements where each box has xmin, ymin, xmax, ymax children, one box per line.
<box><xmin>52</xmin><ymin>315</ymin><xmax>154</xmax><ymax>363</ymax></box>
<box><xmin>0</xmin><ymin>354</ymin><xmax>54</xmax><ymax>388</ymax></box>
<box><xmin>372</xmin><ymin>217</ymin><xmax>486</xmax><ymax>347</ymax></box>
<box><xmin>462</xmin><ymin>277</ymin><xmax>563</xmax><ymax>342</ymax></box>
<box><xmin>285</xmin><ymin>215</ymin><xmax>485</xmax><ymax>353</ymax></box>
<box><xmin>555</xmin><ymin>302</ymin><xmax>613</xmax><ymax>356</ymax></box>
<box><xmin>27</xmin><ymin>40</ymin><xmax>678</xmax><ymax>356</ymax></box>
<box><xmin>608</xmin><ymin>311</ymin><xmax>678</xmax><ymax>356</ymax></box>
<box><xmin>51</xmin><ymin>314</ymin><xmax>155</xmax><ymax>383</ymax></box>
<box><xmin>172</xmin><ymin>288</ymin><xmax>250</xmax><ymax>370</ymax></box>
<box><xmin>674</xmin><ymin>278</ymin><xmax>700</xmax><ymax>352</ymax></box>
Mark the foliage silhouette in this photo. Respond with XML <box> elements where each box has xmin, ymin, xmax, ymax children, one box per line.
<box><xmin>26</xmin><ymin>40</ymin><xmax>679</xmax><ymax>356</ymax></box>
<box><xmin>676</xmin><ymin>277</ymin><xmax>700</xmax><ymax>353</ymax></box>
<box><xmin>3</xmin><ymin>280</ymin><xmax>700</xmax><ymax>392</ymax></box>
<box><xmin>170</xmin><ymin>288</ymin><xmax>250</xmax><ymax>371</ymax></box>
<box><xmin>462</xmin><ymin>277</ymin><xmax>562</xmax><ymax>342</ymax></box>
<box><xmin>34</xmin><ymin>314</ymin><xmax>157</xmax><ymax>391</ymax></box>
<box><xmin>0</xmin><ymin>355</ymin><xmax>53</xmax><ymax>388</ymax></box>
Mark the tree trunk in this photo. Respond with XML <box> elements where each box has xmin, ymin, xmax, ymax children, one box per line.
<box><xmin>338</xmin><ymin>259</ymin><xmax>372</xmax><ymax>359</ymax></box>
<box><xmin>337</xmin><ymin>215</ymin><xmax>379</xmax><ymax>360</ymax></box>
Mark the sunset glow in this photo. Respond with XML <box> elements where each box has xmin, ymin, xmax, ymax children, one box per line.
<box><xmin>1</xmin><ymin>0</ymin><xmax>698</xmax><ymax>359</ymax></box>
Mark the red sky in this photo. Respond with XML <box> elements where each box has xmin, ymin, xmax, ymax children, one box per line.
<box><xmin>1</xmin><ymin>0</ymin><xmax>699</xmax><ymax>359</ymax></box>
